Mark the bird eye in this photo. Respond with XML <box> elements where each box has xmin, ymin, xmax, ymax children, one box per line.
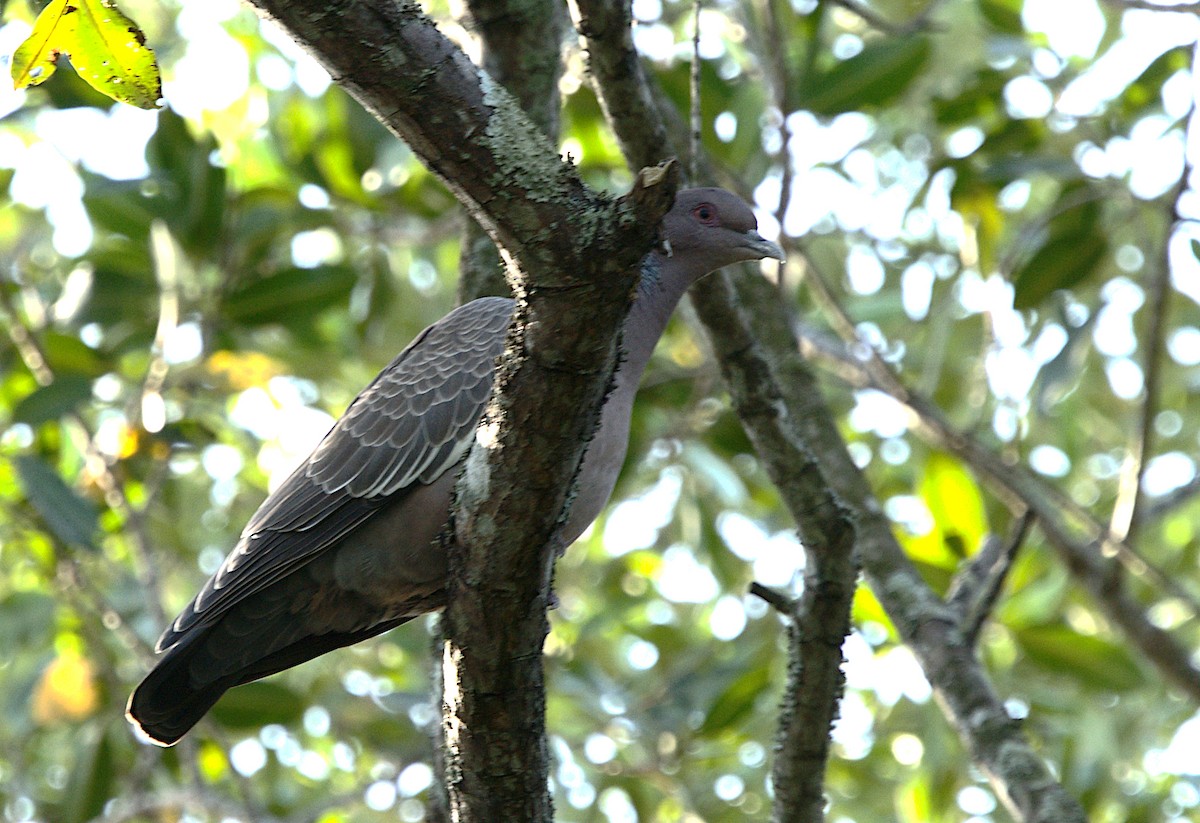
<box><xmin>692</xmin><ymin>204</ymin><xmax>717</xmax><ymax>225</ymax></box>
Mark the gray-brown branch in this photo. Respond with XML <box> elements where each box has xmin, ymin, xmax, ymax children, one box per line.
<box><xmin>574</xmin><ymin>2</ymin><xmax>1086</xmax><ymax>819</ymax></box>
<box><xmin>239</xmin><ymin>3</ymin><xmax>680</xmax><ymax>819</ymax></box>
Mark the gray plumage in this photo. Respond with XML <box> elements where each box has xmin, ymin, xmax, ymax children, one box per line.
<box><xmin>127</xmin><ymin>188</ymin><xmax>784</xmax><ymax>746</ymax></box>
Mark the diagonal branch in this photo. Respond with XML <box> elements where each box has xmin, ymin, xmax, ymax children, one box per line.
<box><xmin>795</xmin><ymin>319</ymin><xmax>1200</xmax><ymax>702</ymax></box>
<box><xmin>456</xmin><ymin>0</ymin><xmax>569</xmax><ymax>302</ymax></box>
<box><xmin>801</xmin><ymin>249</ymin><xmax>1200</xmax><ymax>606</ymax></box>
<box><xmin>239</xmin><ymin>3</ymin><xmax>681</xmax><ymax>818</ymax></box>
<box><xmin>575</xmin><ymin>3</ymin><xmax>1086</xmax><ymax>819</ymax></box>
<box><xmin>947</xmin><ymin>510</ymin><xmax>1034</xmax><ymax>647</ymax></box>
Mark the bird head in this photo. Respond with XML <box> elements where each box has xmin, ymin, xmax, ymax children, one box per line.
<box><xmin>658</xmin><ymin>188</ymin><xmax>785</xmax><ymax>273</ymax></box>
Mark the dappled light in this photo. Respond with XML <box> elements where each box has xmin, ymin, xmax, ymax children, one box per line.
<box><xmin>2</xmin><ymin>0</ymin><xmax>1200</xmax><ymax>820</ymax></box>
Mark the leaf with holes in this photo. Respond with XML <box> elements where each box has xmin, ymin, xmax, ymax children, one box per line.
<box><xmin>11</xmin><ymin>0</ymin><xmax>75</xmax><ymax>90</ymax></box>
<box><xmin>11</xmin><ymin>0</ymin><xmax>160</xmax><ymax>109</ymax></box>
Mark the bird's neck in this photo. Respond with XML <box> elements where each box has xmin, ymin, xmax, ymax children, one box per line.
<box><xmin>612</xmin><ymin>252</ymin><xmax>699</xmax><ymax>394</ymax></box>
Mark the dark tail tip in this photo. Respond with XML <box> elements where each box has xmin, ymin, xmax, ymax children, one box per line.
<box><xmin>126</xmin><ymin>637</ymin><xmax>230</xmax><ymax>747</ymax></box>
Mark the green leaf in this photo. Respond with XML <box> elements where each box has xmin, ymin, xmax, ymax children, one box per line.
<box><xmin>796</xmin><ymin>36</ymin><xmax>930</xmax><ymax>115</ymax></box>
<box><xmin>15</xmin><ymin>455</ymin><xmax>99</xmax><ymax>551</ymax></box>
<box><xmin>42</xmin><ymin>333</ymin><xmax>107</xmax><ymax>376</ymax></box>
<box><xmin>61</xmin><ymin>731</ymin><xmax>115</xmax><ymax>823</ymax></box>
<box><xmin>1118</xmin><ymin>46</ymin><xmax>1190</xmax><ymax>117</ymax></box>
<box><xmin>1012</xmin><ymin>187</ymin><xmax>1107</xmax><ymax>308</ymax></box>
<box><xmin>82</xmin><ymin>176</ymin><xmax>156</xmax><ymax>241</ymax></box>
<box><xmin>210</xmin><ymin>681</ymin><xmax>306</xmax><ymax>730</ymax></box>
<box><xmin>698</xmin><ymin>665</ymin><xmax>771</xmax><ymax>736</ymax></box>
<box><xmin>978</xmin><ymin>0</ymin><xmax>1024</xmax><ymax>34</ymax></box>
<box><xmin>934</xmin><ymin>70</ymin><xmax>1006</xmax><ymax>127</ymax></box>
<box><xmin>0</xmin><ymin>591</ymin><xmax>57</xmax><ymax>650</ymax></box>
<box><xmin>10</xmin><ymin>0</ymin><xmax>161</xmax><ymax>109</ymax></box>
<box><xmin>1012</xmin><ymin>232</ymin><xmax>1107</xmax><ymax>309</ymax></box>
<box><xmin>13</xmin><ymin>375</ymin><xmax>93</xmax><ymax>425</ymax></box>
<box><xmin>1016</xmin><ymin>624</ymin><xmax>1145</xmax><ymax>692</ymax></box>
<box><xmin>222</xmin><ymin>265</ymin><xmax>358</xmax><ymax>325</ymax></box>
<box><xmin>147</xmin><ymin>110</ymin><xmax>228</xmax><ymax>253</ymax></box>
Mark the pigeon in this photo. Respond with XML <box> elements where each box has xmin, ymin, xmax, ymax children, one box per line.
<box><xmin>127</xmin><ymin>188</ymin><xmax>784</xmax><ymax>745</ymax></box>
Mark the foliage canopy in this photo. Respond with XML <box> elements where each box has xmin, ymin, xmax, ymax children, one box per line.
<box><xmin>1</xmin><ymin>0</ymin><xmax>1200</xmax><ymax>820</ymax></box>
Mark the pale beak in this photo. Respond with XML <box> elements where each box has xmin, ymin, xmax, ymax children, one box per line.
<box><xmin>742</xmin><ymin>231</ymin><xmax>785</xmax><ymax>262</ymax></box>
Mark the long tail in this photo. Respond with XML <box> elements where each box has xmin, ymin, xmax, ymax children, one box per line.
<box><xmin>127</xmin><ymin>617</ymin><xmax>412</xmax><ymax>746</ymax></box>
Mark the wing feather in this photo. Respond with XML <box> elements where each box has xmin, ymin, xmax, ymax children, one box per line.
<box><xmin>158</xmin><ymin>297</ymin><xmax>513</xmax><ymax>651</ymax></box>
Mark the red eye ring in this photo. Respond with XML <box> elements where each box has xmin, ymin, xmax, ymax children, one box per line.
<box><xmin>692</xmin><ymin>204</ymin><xmax>717</xmax><ymax>225</ymax></box>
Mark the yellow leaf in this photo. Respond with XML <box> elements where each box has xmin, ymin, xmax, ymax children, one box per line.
<box><xmin>10</xmin><ymin>0</ymin><xmax>160</xmax><ymax>109</ymax></box>
<box><xmin>206</xmin><ymin>350</ymin><xmax>284</xmax><ymax>390</ymax></box>
<box><xmin>10</xmin><ymin>0</ymin><xmax>72</xmax><ymax>90</ymax></box>
<box><xmin>920</xmin><ymin>452</ymin><xmax>989</xmax><ymax>559</ymax></box>
<box><xmin>65</xmin><ymin>0</ymin><xmax>161</xmax><ymax>109</ymax></box>
<box><xmin>31</xmin><ymin>650</ymin><xmax>99</xmax><ymax>724</ymax></box>
<box><xmin>198</xmin><ymin>740</ymin><xmax>230</xmax><ymax>782</ymax></box>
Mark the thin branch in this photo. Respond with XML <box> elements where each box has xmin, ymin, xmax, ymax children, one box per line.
<box><xmin>947</xmin><ymin>510</ymin><xmax>1034</xmax><ymax>647</ymax></box>
<box><xmin>576</xmin><ymin>4</ymin><xmax>1084</xmax><ymax>817</ymax></box>
<box><xmin>750</xmin><ymin>580</ymin><xmax>797</xmax><ymax>613</ymax></box>
<box><xmin>1136</xmin><ymin>473</ymin><xmax>1200</xmax><ymax>527</ymax></box>
<box><xmin>823</xmin><ymin>0</ymin><xmax>944</xmax><ymax>35</ymax></box>
<box><xmin>1111</xmin><ymin>42</ymin><xmax>1195</xmax><ymax>544</ymax></box>
<box><xmin>571</xmin><ymin>0</ymin><xmax>673</xmax><ymax>171</ymax></box>
<box><xmin>794</xmin><ymin>325</ymin><xmax>1200</xmax><ymax>702</ymax></box>
<box><xmin>799</xmin><ymin>246</ymin><xmax>1200</xmax><ymax>611</ymax></box>
<box><xmin>0</xmin><ymin>283</ymin><xmax>169</xmax><ymax>630</ymax></box>
<box><xmin>1101</xmin><ymin>0</ymin><xmax>1200</xmax><ymax>12</ymax></box>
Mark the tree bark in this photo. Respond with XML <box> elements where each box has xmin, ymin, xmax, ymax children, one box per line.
<box><xmin>457</xmin><ymin>0</ymin><xmax>568</xmax><ymax>302</ymax></box>
<box><xmin>573</xmin><ymin>2</ymin><xmax>1086</xmax><ymax>819</ymax></box>
<box><xmin>240</xmin><ymin>2</ymin><xmax>679</xmax><ymax>818</ymax></box>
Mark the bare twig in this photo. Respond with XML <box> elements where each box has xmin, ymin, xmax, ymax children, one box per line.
<box><xmin>824</xmin><ymin>0</ymin><xmax>944</xmax><ymax>35</ymax></box>
<box><xmin>1101</xmin><ymin>0</ymin><xmax>1200</xmax><ymax>13</ymax></box>
<box><xmin>575</xmin><ymin>4</ymin><xmax>1085</xmax><ymax>816</ymax></box>
<box><xmin>799</xmin><ymin>244</ymin><xmax>1200</xmax><ymax>609</ymax></box>
<box><xmin>794</xmin><ymin>326</ymin><xmax>1200</xmax><ymax>702</ymax></box>
<box><xmin>947</xmin><ymin>510</ymin><xmax>1034</xmax><ymax>646</ymax></box>
<box><xmin>1136</xmin><ymin>474</ymin><xmax>1200</xmax><ymax>527</ymax></box>
<box><xmin>1111</xmin><ymin>42</ymin><xmax>1195</xmax><ymax>545</ymax></box>
<box><xmin>690</xmin><ymin>0</ymin><xmax>702</xmax><ymax>182</ymax></box>
<box><xmin>749</xmin><ymin>580</ymin><xmax>797</xmax><ymax>613</ymax></box>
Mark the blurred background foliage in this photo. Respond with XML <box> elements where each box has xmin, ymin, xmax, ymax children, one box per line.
<box><xmin>1</xmin><ymin>0</ymin><xmax>1200</xmax><ymax>820</ymax></box>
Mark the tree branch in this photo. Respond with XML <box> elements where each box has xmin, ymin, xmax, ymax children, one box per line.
<box><xmin>794</xmin><ymin>319</ymin><xmax>1200</xmax><ymax>703</ymax></box>
<box><xmin>240</xmin><ymin>3</ymin><xmax>681</xmax><ymax>818</ymax></box>
<box><xmin>800</xmin><ymin>247</ymin><xmax>1200</xmax><ymax>602</ymax></box>
<box><xmin>571</xmin><ymin>0</ymin><xmax>673</xmax><ymax>170</ymax></box>
<box><xmin>433</xmin><ymin>1</ymin><xmax>569</xmax><ymax>814</ymax></box>
<box><xmin>947</xmin><ymin>510</ymin><xmax>1034</xmax><ymax>647</ymax></box>
<box><xmin>576</xmin><ymin>5</ymin><xmax>1086</xmax><ymax>818</ymax></box>
<box><xmin>1110</xmin><ymin>165</ymin><xmax>1185</xmax><ymax>547</ymax></box>
<box><xmin>456</xmin><ymin>0</ymin><xmax>568</xmax><ymax>302</ymax></box>
<box><xmin>696</xmin><ymin>275</ymin><xmax>859</xmax><ymax>823</ymax></box>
